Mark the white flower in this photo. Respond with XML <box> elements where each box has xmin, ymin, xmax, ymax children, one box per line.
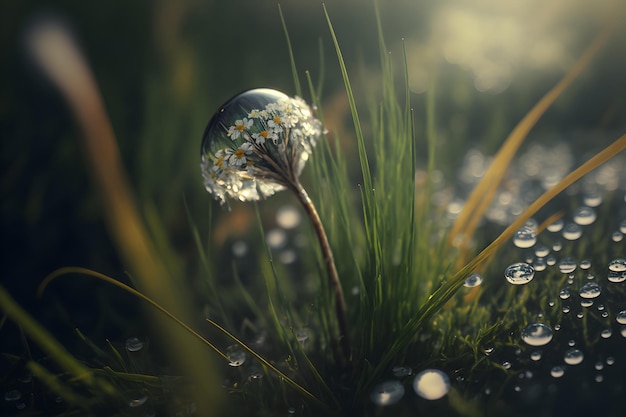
<box><xmin>227</xmin><ymin>118</ymin><xmax>253</xmax><ymax>140</ymax></box>
<box><xmin>228</xmin><ymin>142</ymin><xmax>254</xmax><ymax>166</ymax></box>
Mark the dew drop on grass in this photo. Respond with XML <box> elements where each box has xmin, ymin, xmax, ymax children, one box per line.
<box><xmin>266</xmin><ymin>229</ymin><xmax>287</xmax><ymax>249</ymax></box>
<box><xmin>608</xmin><ymin>270</ymin><xmax>626</xmax><ymax>283</ymax></box>
<box><xmin>514</xmin><ymin>227</ymin><xmax>536</xmax><ymax>248</ymax></box>
<box><xmin>547</xmin><ymin>218</ymin><xmax>564</xmax><ymax>232</ymax></box>
<box><xmin>521</xmin><ymin>323</ymin><xmax>554</xmax><ymax>346</ymax></box>
<box><xmin>226</xmin><ymin>345</ymin><xmax>246</xmax><ymax>367</ymax></box>
<box><xmin>504</xmin><ymin>263</ymin><xmax>535</xmax><ymax>285</ymax></box>
<box><xmin>583</xmin><ymin>191</ymin><xmax>603</xmax><ymax>207</ymax></box>
<box><xmin>613</xmin><ymin>232</ymin><xmax>624</xmax><ymax>242</ymax></box>
<box><xmin>534</xmin><ymin>245</ymin><xmax>550</xmax><ymax>257</ymax></box>
<box><xmin>295</xmin><ymin>329</ymin><xmax>309</xmax><ymax>345</ymax></box>
<box><xmin>580</xmin><ymin>299</ymin><xmax>594</xmax><ymax>308</ymax></box>
<box><xmin>530</xmin><ymin>351</ymin><xmax>542</xmax><ymax>361</ymax></box>
<box><xmin>564</xmin><ymin>348</ymin><xmax>584</xmax><ymax>365</ymax></box>
<box><xmin>370</xmin><ymin>380</ymin><xmax>405</xmax><ymax>406</ymax></box>
<box><xmin>620</xmin><ymin>220</ymin><xmax>626</xmax><ymax>234</ymax></box>
<box><xmin>573</xmin><ymin>206</ymin><xmax>596</xmax><ymax>225</ymax></box>
<box><xmin>606</xmin><ymin>357</ymin><xmax>615</xmax><ymax>365</ymax></box>
<box><xmin>608</xmin><ymin>258</ymin><xmax>626</xmax><ymax>272</ymax></box>
<box><xmin>463</xmin><ymin>272</ymin><xmax>483</xmax><ymax>288</ymax></box>
<box><xmin>413</xmin><ymin>369</ymin><xmax>450</xmax><ymax>400</ymax></box>
<box><xmin>125</xmin><ymin>337</ymin><xmax>144</xmax><ymax>352</ymax></box>
<box><xmin>616</xmin><ymin>310</ymin><xmax>626</xmax><ymax>324</ymax></box>
<box><xmin>601</xmin><ymin>329</ymin><xmax>612</xmax><ymax>339</ymax></box>
<box><xmin>392</xmin><ymin>366</ymin><xmax>413</xmax><ymax>377</ymax></box>
<box><xmin>558</xmin><ymin>257</ymin><xmax>577</xmax><ymax>274</ymax></box>
<box><xmin>562</xmin><ymin>305</ymin><xmax>571</xmax><ymax>313</ymax></box>
<box><xmin>552</xmin><ymin>241</ymin><xmax>562</xmax><ymax>252</ymax></box>
<box><xmin>4</xmin><ymin>390</ymin><xmax>21</xmax><ymax>402</ymax></box>
<box><xmin>128</xmin><ymin>392</ymin><xmax>148</xmax><ymax>408</ymax></box>
<box><xmin>579</xmin><ymin>282</ymin><xmax>601</xmax><ymax>299</ymax></box>
<box><xmin>550</xmin><ymin>366</ymin><xmax>565</xmax><ymax>378</ymax></box>
<box><xmin>559</xmin><ymin>288</ymin><xmax>571</xmax><ymax>300</ymax></box>
<box><xmin>562</xmin><ymin>223</ymin><xmax>582</xmax><ymax>240</ymax></box>
<box><xmin>580</xmin><ymin>260</ymin><xmax>591</xmax><ymax>270</ymax></box>
<box><xmin>595</xmin><ymin>361</ymin><xmax>604</xmax><ymax>371</ymax></box>
<box><xmin>621</xmin><ymin>327</ymin><xmax>626</xmax><ymax>338</ymax></box>
<box><xmin>533</xmin><ymin>258</ymin><xmax>547</xmax><ymax>271</ymax></box>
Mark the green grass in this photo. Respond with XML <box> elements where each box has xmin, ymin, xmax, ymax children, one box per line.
<box><xmin>2</xmin><ymin>2</ymin><xmax>626</xmax><ymax>417</ymax></box>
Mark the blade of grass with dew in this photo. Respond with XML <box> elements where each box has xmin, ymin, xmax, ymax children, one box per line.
<box><xmin>372</xmin><ymin>132</ymin><xmax>626</xmax><ymax>382</ymax></box>
<box><xmin>0</xmin><ymin>284</ymin><xmax>119</xmax><ymax>397</ymax></box>
<box><xmin>448</xmin><ymin>21</ymin><xmax>617</xmax><ymax>257</ymax></box>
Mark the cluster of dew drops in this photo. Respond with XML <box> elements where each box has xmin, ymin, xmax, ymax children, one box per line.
<box><xmin>463</xmin><ymin>190</ymin><xmax>626</xmax><ymax>397</ymax></box>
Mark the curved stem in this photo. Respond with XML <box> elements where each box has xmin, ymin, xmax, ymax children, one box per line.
<box><xmin>289</xmin><ymin>179</ymin><xmax>352</xmax><ymax>367</ymax></box>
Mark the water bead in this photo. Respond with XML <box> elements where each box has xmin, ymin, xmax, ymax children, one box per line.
<box><xmin>573</xmin><ymin>206</ymin><xmax>596</xmax><ymax>225</ymax></box>
<box><xmin>4</xmin><ymin>390</ymin><xmax>22</xmax><ymax>402</ymax></box>
<box><xmin>579</xmin><ymin>282</ymin><xmax>601</xmax><ymax>299</ymax></box>
<box><xmin>608</xmin><ymin>258</ymin><xmax>626</xmax><ymax>272</ymax></box>
<box><xmin>621</xmin><ymin>327</ymin><xmax>626</xmax><ymax>338</ymax></box>
<box><xmin>463</xmin><ymin>272</ymin><xmax>483</xmax><ymax>288</ymax></box>
<box><xmin>524</xmin><ymin>218</ymin><xmax>539</xmax><ymax>231</ymax></box>
<box><xmin>600</xmin><ymin>329</ymin><xmax>612</xmax><ymax>339</ymax></box>
<box><xmin>413</xmin><ymin>369</ymin><xmax>450</xmax><ymax>400</ymax></box>
<box><xmin>558</xmin><ymin>257</ymin><xmax>577</xmax><ymax>274</ymax></box>
<box><xmin>513</xmin><ymin>227</ymin><xmax>537</xmax><ymax>248</ymax></box>
<box><xmin>295</xmin><ymin>329</ymin><xmax>310</xmax><ymax>344</ymax></box>
<box><xmin>546</xmin><ymin>218</ymin><xmax>564</xmax><ymax>232</ymax></box>
<box><xmin>504</xmin><ymin>263</ymin><xmax>535</xmax><ymax>285</ymax></box>
<box><xmin>616</xmin><ymin>310</ymin><xmax>626</xmax><ymax>324</ymax></box>
<box><xmin>534</xmin><ymin>245</ymin><xmax>550</xmax><ymax>257</ymax></box>
<box><xmin>530</xmin><ymin>351</ymin><xmax>542</xmax><ymax>361</ymax></box>
<box><xmin>606</xmin><ymin>357</ymin><xmax>615</xmax><ymax>365</ymax></box>
<box><xmin>580</xmin><ymin>299</ymin><xmax>594</xmax><ymax>308</ymax></box>
<box><xmin>125</xmin><ymin>337</ymin><xmax>144</xmax><ymax>352</ymax></box>
<box><xmin>226</xmin><ymin>345</ymin><xmax>246</xmax><ymax>367</ymax></box>
<box><xmin>550</xmin><ymin>366</ymin><xmax>565</xmax><ymax>378</ymax></box>
<box><xmin>200</xmin><ymin>89</ymin><xmax>322</xmax><ymax>204</ymax></box>
<box><xmin>562</xmin><ymin>223</ymin><xmax>582</xmax><ymax>240</ymax></box>
<box><xmin>580</xmin><ymin>260</ymin><xmax>591</xmax><ymax>270</ymax></box>
<box><xmin>392</xmin><ymin>366</ymin><xmax>413</xmax><ymax>377</ymax></box>
<box><xmin>521</xmin><ymin>323</ymin><xmax>553</xmax><ymax>346</ymax></box>
<box><xmin>370</xmin><ymin>381</ymin><xmax>405</xmax><ymax>406</ymax></box>
<box><xmin>559</xmin><ymin>288</ymin><xmax>571</xmax><ymax>300</ymax></box>
<box><xmin>533</xmin><ymin>258</ymin><xmax>547</xmax><ymax>271</ymax></box>
<box><xmin>620</xmin><ymin>220</ymin><xmax>626</xmax><ymax>234</ymax></box>
<box><xmin>568</xmin><ymin>339</ymin><xmax>576</xmax><ymax>347</ymax></box>
<box><xmin>563</xmin><ymin>348</ymin><xmax>584</xmax><ymax>365</ymax></box>
<box><xmin>595</xmin><ymin>361</ymin><xmax>604</xmax><ymax>371</ymax></box>
<box><xmin>583</xmin><ymin>191</ymin><xmax>603</xmax><ymax>207</ymax></box>
<box><xmin>552</xmin><ymin>241</ymin><xmax>562</xmax><ymax>252</ymax></box>
<box><xmin>613</xmin><ymin>232</ymin><xmax>624</xmax><ymax>242</ymax></box>
<box><xmin>608</xmin><ymin>270</ymin><xmax>626</xmax><ymax>283</ymax></box>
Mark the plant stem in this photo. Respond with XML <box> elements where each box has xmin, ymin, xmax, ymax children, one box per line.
<box><xmin>290</xmin><ymin>179</ymin><xmax>352</xmax><ymax>367</ymax></box>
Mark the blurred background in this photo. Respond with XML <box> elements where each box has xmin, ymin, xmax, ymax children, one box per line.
<box><xmin>1</xmin><ymin>0</ymin><xmax>625</xmax><ymax>355</ymax></box>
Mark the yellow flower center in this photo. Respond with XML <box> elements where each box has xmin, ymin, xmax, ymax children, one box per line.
<box><xmin>235</xmin><ymin>149</ymin><xmax>245</xmax><ymax>159</ymax></box>
<box><xmin>216</xmin><ymin>157</ymin><xmax>224</xmax><ymax>168</ymax></box>
<box><xmin>260</xmin><ymin>131</ymin><xmax>269</xmax><ymax>138</ymax></box>
<box><xmin>236</xmin><ymin>124</ymin><xmax>245</xmax><ymax>131</ymax></box>
<box><xmin>273</xmin><ymin>116</ymin><xmax>281</xmax><ymax>124</ymax></box>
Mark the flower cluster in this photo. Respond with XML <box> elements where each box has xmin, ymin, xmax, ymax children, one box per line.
<box><xmin>201</xmin><ymin>89</ymin><xmax>323</xmax><ymax>205</ymax></box>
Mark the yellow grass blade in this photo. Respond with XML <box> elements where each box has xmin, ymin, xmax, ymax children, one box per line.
<box><xmin>448</xmin><ymin>22</ymin><xmax>616</xmax><ymax>255</ymax></box>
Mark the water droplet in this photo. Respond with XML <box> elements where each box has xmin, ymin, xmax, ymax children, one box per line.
<box><xmin>554</xmin><ymin>324</ymin><xmax>561</xmax><ymax>330</ymax></box>
<box><xmin>552</xmin><ymin>241</ymin><xmax>562</xmax><ymax>252</ymax></box>
<box><xmin>568</xmin><ymin>340</ymin><xmax>576</xmax><ymax>347</ymax></box>
<box><xmin>559</xmin><ymin>288</ymin><xmax>571</xmax><ymax>300</ymax></box>
<box><xmin>392</xmin><ymin>366</ymin><xmax>413</xmax><ymax>377</ymax></box>
<box><xmin>483</xmin><ymin>346</ymin><xmax>495</xmax><ymax>356</ymax></box>
<box><xmin>573</xmin><ymin>206</ymin><xmax>596</xmax><ymax>225</ymax></box>
<box><xmin>616</xmin><ymin>310</ymin><xmax>626</xmax><ymax>324</ymax></box>
<box><xmin>608</xmin><ymin>258</ymin><xmax>626</xmax><ymax>272</ymax></box>
<box><xmin>547</xmin><ymin>218</ymin><xmax>564</xmax><ymax>232</ymax></box>
<box><xmin>4</xmin><ymin>390</ymin><xmax>21</xmax><ymax>402</ymax></box>
<box><xmin>276</xmin><ymin>205</ymin><xmax>301</xmax><ymax>229</ymax></box>
<box><xmin>534</xmin><ymin>245</ymin><xmax>550</xmax><ymax>257</ymax></box>
<box><xmin>613</xmin><ymin>232</ymin><xmax>624</xmax><ymax>242</ymax></box>
<box><xmin>547</xmin><ymin>256</ymin><xmax>557</xmax><ymax>266</ymax></box>
<box><xmin>621</xmin><ymin>326</ymin><xmax>626</xmax><ymax>338</ymax></box>
<box><xmin>580</xmin><ymin>299</ymin><xmax>594</xmax><ymax>308</ymax></box>
<box><xmin>232</xmin><ymin>240</ymin><xmax>248</xmax><ymax>257</ymax></box>
<box><xmin>413</xmin><ymin>369</ymin><xmax>450</xmax><ymax>400</ymax></box>
<box><xmin>295</xmin><ymin>329</ymin><xmax>309</xmax><ymax>345</ymax></box>
<box><xmin>580</xmin><ymin>260</ymin><xmax>591</xmax><ymax>270</ymax></box>
<box><xmin>128</xmin><ymin>392</ymin><xmax>148</xmax><ymax>408</ymax></box>
<box><xmin>576</xmin><ymin>312</ymin><xmax>584</xmax><ymax>319</ymax></box>
<box><xmin>558</xmin><ymin>257</ymin><xmax>577</xmax><ymax>274</ymax></box>
<box><xmin>226</xmin><ymin>345</ymin><xmax>246</xmax><ymax>367</ymax></box>
<box><xmin>504</xmin><ymin>263</ymin><xmax>535</xmax><ymax>285</ymax></box>
<box><xmin>463</xmin><ymin>272</ymin><xmax>483</xmax><ymax>288</ymax></box>
<box><xmin>562</xmin><ymin>223</ymin><xmax>582</xmax><ymax>240</ymax></box>
<box><xmin>564</xmin><ymin>348</ymin><xmax>584</xmax><ymax>365</ymax></box>
<box><xmin>370</xmin><ymin>381</ymin><xmax>405</xmax><ymax>406</ymax></box>
<box><xmin>579</xmin><ymin>282</ymin><xmax>601</xmax><ymax>299</ymax></box>
<box><xmin>562</xmin><ymin>305</ymin><xmax>571</xmax><ymax>313</ymax></box>
<box><xmin>608</xmin><ymin>270</ymin><xmax>626</xmax><ymax>283</ymax></box>
<box><xmin>502</xmin><ymin>361</ymin><xmax>512</xmax><ymax>369</ymax></box>
<box><xmin>266</xmin><ymin>229</ymin><xmax>287</xmax><ymax>249</ymax></box>
<box><xmin>620</xmin><ymin>220</ymin><xmax>626</xmax><ymax>234</ymax></box>
<box><xmin>595</xmin><ymin>361</ymin><xmax>604</xmax><ymax>371</ymax></box>
<box><xmin>601</xmin><ymin>329</ymin><xmax>612</xmax><ymax>339</ymax></box>
<box><xmin>247</xmin><ymin>365</ymin><xmax>264</xmax><ymax>381</ymax></box>
<box><xmin>530</xmin><ymin>351</ymin><xmax>542</xmax><ymax>361</ymax></box>
<box><xmin>583</xmin><ymin>191</ymin><xmax>603</xmax><ymax>207</ymax></box>
<box><xmin>533</xmin><ymin>257</ymin><xmax>547</xmax><ymax>271</ymax></box>
<box><xmin>201</xmin><ymin>89</ymin><xmax>322</xmax><ymax>204</ymax></box>
<box><xmin>125</xmin><ymin>337</ymin><xmax>144</xmax><ymax>352</ymax></box>
<box><xmin>514</xmin><ymin>227</ymin><xmax>537</xmax><ymax>248</ymax></box>
<box><xmin>521</xmin><ymin>323</ymin><xmax>554</xmax><ymax>346</ymax></box>
<box><xmin>550</xmin><ymin>366</ymin><xmax>565</xmax><ymax>378</ymax></box>
<box><xmin>595</xmin><ymin>375</ymin><xmax>604</xmax><ymax>383</ymax></box>
<box><xmin>606</xmin><ymin>357</ymin><xmax>615</xmax><ymax>365</ymax></box>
